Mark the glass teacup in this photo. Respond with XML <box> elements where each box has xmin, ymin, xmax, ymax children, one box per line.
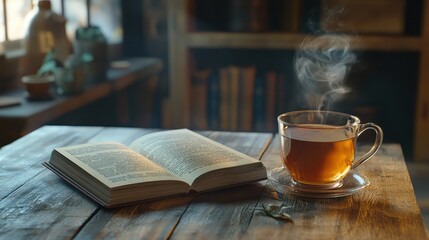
<box><xmin>277</xmin><ymin>110</ymin><xmax>383</xmax><ymax>190</ymax></box>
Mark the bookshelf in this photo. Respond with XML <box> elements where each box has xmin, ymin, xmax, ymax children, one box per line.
<box><xmin>186</xmin><ymin>33</ymin><xmax>422</xmax><ymax>51</ymax></box>
<box><xmin>165</xmin><ymin>0</ymin><xmax>429</xmax><ymax>162</ymax></box>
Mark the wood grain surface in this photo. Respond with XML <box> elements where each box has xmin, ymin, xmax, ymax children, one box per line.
<box><xmin>0</xmin><ymin>126</ymin><xmax>426</xmax><ymax>239</ymax></box>
<box><xmin>245</xmin><ymin>136</ymin><xmax>428</xmax><ymax>240</ymax></box>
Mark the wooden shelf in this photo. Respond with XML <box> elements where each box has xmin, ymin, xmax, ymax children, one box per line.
<box><xmin>0</xmin><ymin>58</ymin><xmax>163</xmax><ymax>146</ymax></box>
<box><xmin>167</xmin><ymin>0</ymin><xmax>429</xmax><ymax>161</ymax></box>
<box><xmin>186</xmin><ymin>33</ymin><xmax>422</xmax><ymax>51</ymax></box>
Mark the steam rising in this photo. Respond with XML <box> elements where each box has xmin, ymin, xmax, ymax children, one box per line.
<box><xmin>294</xmin><ymin>35</ymin><xmax>356</xmax><ymax>110</ymax></box>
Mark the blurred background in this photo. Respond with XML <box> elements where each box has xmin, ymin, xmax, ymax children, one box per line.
<box><xmin>0</xmin><ymin>0</ymin><xmax>428</xmax><ymax>163</ymax></box>
<box><xmin>0</xmin><ymin>0</ymin><xmax>428</xmax><ymax>230</ymax></box>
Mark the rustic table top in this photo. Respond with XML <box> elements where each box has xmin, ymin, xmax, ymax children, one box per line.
<box><xmin>0</xmin><ymin>126</ymin><xmax>427</xmax><ymax>239</ymax></box>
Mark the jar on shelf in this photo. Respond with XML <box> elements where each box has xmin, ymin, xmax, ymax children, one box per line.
<box><xmin>20</xmin><ymin>0</ymin><xmax>71</xmax><ymax>77</ymax></box>
<box><xmin>74</xmin><ymin>26</ymin><xmax>108</xmax><ymax>84</ymax></box>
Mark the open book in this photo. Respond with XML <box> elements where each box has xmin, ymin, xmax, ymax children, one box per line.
<box><xmin>44</xmin><ymin>129</ymin><xmax>267</xmax><ymax>208</ymax></box>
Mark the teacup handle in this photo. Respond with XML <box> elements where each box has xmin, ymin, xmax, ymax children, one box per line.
<box><xmin>351</xmin><ymin>123</ymin><xmax>383</xmax><ymax>169</ymax></box>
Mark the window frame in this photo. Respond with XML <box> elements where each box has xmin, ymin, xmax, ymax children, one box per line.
<box><xmin>0</xmin><ymin>0</ymin><xmax>66</xmax><ymax>58</ymax></box>
<box><xmin>0</xmin><ymin>0</ymin><xmax>123</xmax><ymax>59</ymax></box>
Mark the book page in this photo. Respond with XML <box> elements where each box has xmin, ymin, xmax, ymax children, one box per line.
<box><xmin>53</xmin><ymin>142</ymin><xmax>183</xmax><ymax>188</ymax></box>
<box><xmin>129</xmin><ymin>129</ymin><xmax>260</xmax><ymax>185</ymax></box>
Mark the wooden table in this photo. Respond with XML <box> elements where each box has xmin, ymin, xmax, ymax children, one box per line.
<box><xmin>0</xmin><ymin>58</ymin><xmax>162</xmax><ymax>146</ymax></box>
<box><xmin>0</xmin><ymin>126</ymin><xmax>427</xmax><ymax>239</ymax></box>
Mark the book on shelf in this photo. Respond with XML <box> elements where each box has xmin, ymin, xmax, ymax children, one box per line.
<box><xmin>219</xmin><ymin>67</ymin><xmax>230</xmax><ymax>130</ymax></box>
<box><xmin>207</xmin><ymin>72</ymin><xmax>220</xmax><ymax>129</ymax></box>
<box><xmin>43</xmin><ymin>129</ymin><xmax>267</xmax><ymax>208</ymax></box>
<box><xmin>191</xmin><ymin>68</ymin><xmax>212</xmax><ymax>130</ymax></box>
<box><xmin>284</xmin><ymin>0</ymin><xmax>301</xmax><ymax>32</ymax></box>
<box><xmin>239</xmin><ymin>65</ymin><xmax>256</xmax><ymax>131</ymax></box>
<box><xmin>265</xmin><ymin>71</ymin><xmax>277</xmax><ymax>132</ymax></box>
<box><xmin>206</xmin><ymin>65</ymin><xmax>283</xmax><ymax>132</ymax></box>
<box><xmin>227</xmin><ymin>0</ymin><xmax>268</xmax><ymax>32</ymax></box>
<box><xmin>320</xmin><ymin>0</ymin><xmax>405</xmax><ymax>34</ymax></box>
<box><xmin>253</xmin><ymin>74</ymin><xmax>266</xmax><ymax>132</ymax></box>
<box><xmin>276</xmin><ymin>73</ymin><xmax>286</xmax><ymax>114</ymax></box>
<box><xmin>219</xmin><ymin>65</ymin><xmax>256</xmax><ymax>131</ymax></box>
<box><xmin>269</xmin><ymin>0</ymin><xmax>301</xmax><ymax>32</ymax></box>
<box><xmin>192</xmin><ymin>0</ymin><xmax>227</xmax><ymax>31</ymax></box>
<box><xmin>229</xmin><ymin>66</ymin><xmax>241</xmax><ymax>131</ymax></box>
<box><xmin>299</xmin><ymin>0</ymin><xmax>322</xmax><ymax>33</ymax></box>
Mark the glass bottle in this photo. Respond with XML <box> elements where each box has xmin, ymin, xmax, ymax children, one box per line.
<box><xmin>20</xmin><ymin>0</ymin><xmax>71</xmax><ymax>76</ymax></box>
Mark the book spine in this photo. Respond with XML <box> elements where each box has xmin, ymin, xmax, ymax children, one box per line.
<box><xmin>227</xmin><ymin>0</ymin><xmax>268</xmax><ymax>32</ymax></box>
<box><xmin>191</xmin><ymin>68</ymin><xmax>211</xmax><ymax>130</ymax></box>
<box><xmin>207</xmin><ymin>71</ymin><xmax>220</xmax><ymax>130</ymax></box>
<box><xmin>239</xmin><ymin>66</ymin><xmax>256</xmax><ymax>131</ymax></box>
<box><xmin>285</xmin><ymin>0</ymin><xmax>301</xmax><ymax>33</ymax></box>
<box><xmin>229</xmin><ymin>66</ymin><xmax>241</xmax><ymax>131</ymax></box>
<box><xmin>276</xmin><ymin>73</ymin><xmax>286</xmax><ymax>116</ymax></box>
<box><xmin>265</xmin><ymin>71</ymin><xmax>277</xmax><ymax>132</ymax></box>
<box><xmin>300</xmin><ymin>0</ymin><xmax>321</xmax><ymax>34</ymax></box>
<box><xmin>253</xmin><ymin>74</ymin><xmax>266</xmax><ymax>132</ymax></box>
<box><xmin>219</xmin><ymin>67</ymin><xmax>230</xmax><ymax>130</ymax></box>
<box><xmin>194</xmin><ymin>0</ymin><xmax>227</xmax><ymax>31</ymax></box>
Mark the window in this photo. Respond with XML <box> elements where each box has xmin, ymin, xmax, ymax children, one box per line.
<box><xmin>0</xmin><ymin>0</ymin><xmax>122</xmax><ymax>55</ymax></box>
<box><xmin>64</xmin><ymin>0</ymin><xmax>88</xmax><ymax>40</ymax></box>
<box><xmin>90</xmin><ymin>0</ymin><xmax>122</xmax><ymax>44</ymax></box>
<box><xmin>0</xmin><ymin>0</ymin><xmax>5</xmax><ymax>42</ymax></box>
<box><xmin>6</xmin><ymin>0</ymin><xmax>32</xmax><ymax>41</ymax></box>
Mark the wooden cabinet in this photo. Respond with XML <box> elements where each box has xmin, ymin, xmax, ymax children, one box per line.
<box><xmin>165</xmin><ymin>0</ymin><xmax>429</xmax><ymax>162</ymax></box>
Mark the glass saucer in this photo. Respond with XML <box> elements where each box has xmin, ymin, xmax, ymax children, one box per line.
<box><xmin>267</xmin><ymin>167</ymin><xmax>370</xmax><ymax>198</ymax></box>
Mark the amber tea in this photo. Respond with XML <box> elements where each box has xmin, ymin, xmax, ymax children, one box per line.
<box><xmin>278</xmin><ymin>110</ymin><xmax>383</xmax><ymax>189</ymax></box>
<box><xmin>281</xmin><ymin>125</ymin><xmax>355</xmax><ymax>185</ymax></box>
